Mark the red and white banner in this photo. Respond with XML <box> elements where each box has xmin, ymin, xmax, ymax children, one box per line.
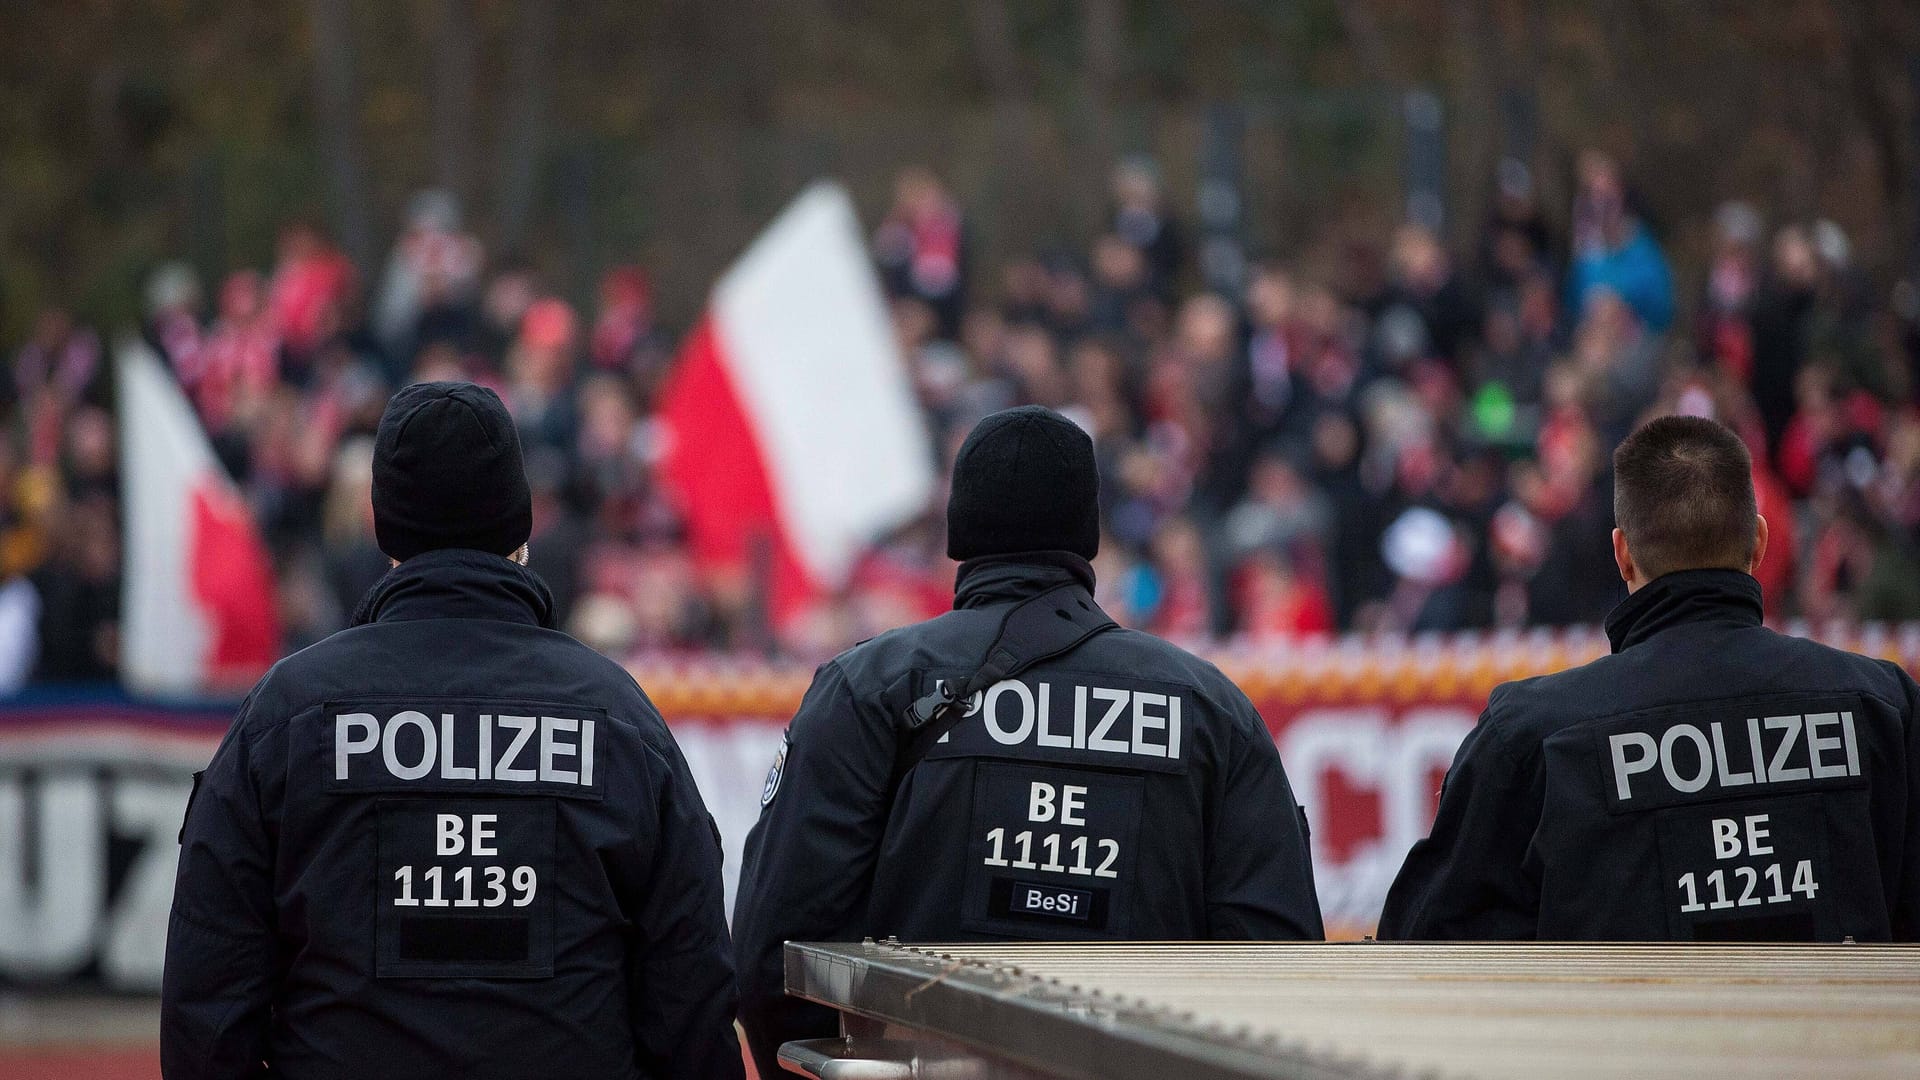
<box><xmin>635</xmin><ymin>631</ymin><xmax>1624</xmax><ymax>938</ymax></box>
<box><xmin>658</xmin><ymin>182</ymin><xmax>935</xmax><ymax>624</ymax></box>
<box><xmin>117</xmin><ymin>342</ymin><xmax>280</xmax><ymax>697</ymax></box>
<box><xmin>8</xmin><ymin>625</ymin><xmax>1920</xmax><ymax>988</ymax></box>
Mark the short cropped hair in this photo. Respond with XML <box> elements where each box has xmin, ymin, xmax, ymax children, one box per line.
<box><xmin>1612</xmin><ymin>415</ymin><xmax>1757</xmax><ymax>579</ymax></box>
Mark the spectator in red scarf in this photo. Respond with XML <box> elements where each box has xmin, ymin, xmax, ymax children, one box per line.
<box><xmin>875</xmin><ymin>166</ymin><xmax>969</xmax><ymax>339</ymax></box>
<box><xmin>196</xmin><ymin>271</ymin><xmax>281</xmax><ymax>436</ymax></box>
<box><xmin>1236</xmin><ymin>547</ymin><xmax>1333</xmax><ymax>638</ymax></box>
<box><xmin>267</xmin><ymin>221</ymin><xmax>355</xmax><ymax>376</ymax></box>
<box><xmin>1697</xmin><ymin>201</ymin><xmax>1762</xmax><ymax>381</ymax></box>
<box><xmin>1146</xmin><ymin>515</ymin><xmax>1213</xmax><ymax>639</ymax></box>
<box><xmin>590</xmin><ymin>265</ymin><xmax>662</xmax><ymax>376</ymax></box>
<box><xmin>505</xmin><ymin>297</ymin><xmax>581</xmax><ymax>455</ymax></box>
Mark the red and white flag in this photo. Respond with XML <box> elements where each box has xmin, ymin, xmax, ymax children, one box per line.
<box><xmin>118</xmin><ymin>341</ymin><xmax>280</xmax><ymax>697</ymax></box>
<box><xmin>659</xmin><ymin>182</ymin><xmax>935</xmax><ymax>624</ymax></box>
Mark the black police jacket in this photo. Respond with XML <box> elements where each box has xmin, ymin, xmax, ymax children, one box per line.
<box><xmin>161</xmin><ymin>549</ymin><xmax>743</xmax><ymax>1080</ymax></box>
<box><xmin>732</xmin><ymin>554</ymin><xmax>1323</xmax><ymax>1075</ymax></box>
<box><xmin>1381</xmin><ymin>568</ymin><xmax>1920</xmax><ymax>941</ymax></box>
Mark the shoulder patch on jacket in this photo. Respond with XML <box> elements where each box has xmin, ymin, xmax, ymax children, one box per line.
<box><xmin>760</xmin><ymin>731</ymin><xmax>790</xmax><ymax>808</ymax></box>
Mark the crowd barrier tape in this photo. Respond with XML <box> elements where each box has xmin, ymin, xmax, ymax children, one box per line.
<box><xmin>4</xmin><ymin>622</ymin><xmax>1918</xmax><ymax>990</ymax></box>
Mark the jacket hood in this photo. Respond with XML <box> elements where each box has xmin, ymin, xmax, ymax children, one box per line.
<box><xmin>1604</xmin><ymin>568</ymin><xmax>1762</xmax><ymax>654</ymax></box>
<box><xmin>351</xmin><ymin>547</ymin><xmax>557</xmax><ymax>630</ymax></box>
<box><xmin>953</xmin><ymin>551</ymin><xmax>1097</xmax><ymax>610</ymax></box>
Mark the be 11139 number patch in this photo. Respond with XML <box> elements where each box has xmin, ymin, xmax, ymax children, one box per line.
<box><xmin>375</xmin><ymin>798</ymin><xmax>556</xmax><ymax>978</ymax></box>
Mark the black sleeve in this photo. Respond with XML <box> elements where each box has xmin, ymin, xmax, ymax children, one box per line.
<box><xmin>1894</xmin><ymin>668</ymin><xmax>1920</xmax><ymax>942</ymax></box>
<box><xmin>628</xmin><ymin>735</ymin><xmax>745</xmax><ymax>1080</ymax></box>
<box><xmin>1205</xmin><ymin>700</ymin><xmax>1325</xmax><ymax>940</ymax></box>
<box><xmin>161</xmin><ymin>696</ymin><xmax>275</xmax><ymax>1080</ymax></box>
<box><xmin>732</xmin><ymin>661</ymin><xmax>895</xmax><ymax>1077</ymax></box>
<box><xmin>1377</xmin><ymin>702</ymin><xmax>1544</xmax><ymax>940</ymax></box>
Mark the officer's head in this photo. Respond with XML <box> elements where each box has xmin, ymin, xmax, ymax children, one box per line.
<box><xmin>371</xmin><ymin>382</ymin><xmax>533</xmax><ymax>564</ymax></box>
<box><xmin>947</xmin><ymin>405</ymin><xmax>1100</xmax><ymax>562</ymax></box>
<box><xmin>1611</xmin><ymin>415</ymin><xmax>1766</xmax><ymax>591</ymax></box>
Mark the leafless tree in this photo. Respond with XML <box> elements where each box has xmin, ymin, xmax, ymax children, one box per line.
<box><xmin>427</xmin><ymin>0</ymin><xmax>477</xmax><ymax>211</ymax></box>
<box><xmin>492</xmin><ymin>0</ymin><xmax>555</xmax><ymax>255</ymax></box>
<box><xmin>306</xmin><ymin>0</ymin><xmax>373</xmax><ymax>266</ymax></box>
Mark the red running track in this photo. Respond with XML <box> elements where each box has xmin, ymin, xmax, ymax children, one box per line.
<box><xmin>0</xmin><ymin>1047</ymin><xmax>764</xmax><ymax>1079</ymax></box>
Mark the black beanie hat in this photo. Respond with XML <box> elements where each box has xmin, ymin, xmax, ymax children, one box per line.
<box><xmin>947</xmin><ymin>405</ymin><xmax>1100</xmax><ymax>561</ymax></box>
<box><xmin>372</xmin><ymin>382</ymin><xmax>533</xmax><ymax>561</ymax></box>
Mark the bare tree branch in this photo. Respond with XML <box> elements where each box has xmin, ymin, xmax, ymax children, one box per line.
<box><xmin>969</xmin><ymin>0</ymin><xmax>1042</xmax><ymax>241</ymax></box>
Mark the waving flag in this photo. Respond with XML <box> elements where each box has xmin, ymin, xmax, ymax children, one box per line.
<box><xmin>118</xmin><ymin>341</ymin><xmax>280</xmax><ymax>697</ymax></box>
<box><xmin>658</xmin><ymin>182</ymin><xmax>935</xmax><ymax>624</ymax></box>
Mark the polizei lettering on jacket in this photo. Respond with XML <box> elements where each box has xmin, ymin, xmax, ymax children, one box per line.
<box><xmin>1597</xmin><ymin>700</ymin><xmax>1867</xmax><ymax>812</ymax></box>
<box><xmin>322</xmin><ymin>701</ymin><xmax>609</xmax><ymax>797</ymax></box>
<box><xmin>923</xmin><ymin>674</ymin><xmax>1190</xmax><ymax>774</ymax></box>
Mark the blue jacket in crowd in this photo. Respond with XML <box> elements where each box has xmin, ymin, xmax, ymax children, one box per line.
<box><xmin>1566</xmin><ymin>222</ymin><xmax>1676</xmax><ymax>332</ymax></box>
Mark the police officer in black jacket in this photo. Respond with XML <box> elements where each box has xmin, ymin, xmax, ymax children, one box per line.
<box><xmin>733</xmin><ymin>406</ymin><xmax>1323</xmax><ymax>1075</ymax></box>
<box><xmin>162</xmin><ymin>383</ymin><xmax>743</xmax><ymax>1079</ymax></box>
<box><xmin>1382</xmin><ymin>415</ymin><xmax>1920</xmax><ymax>941</ymax></box>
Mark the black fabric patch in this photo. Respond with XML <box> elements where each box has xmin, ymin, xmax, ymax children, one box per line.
<box><xmin>178</xmin><ymin>770</ymin><xmax>205</xmax><ymax>844</ymax></box>
<box><xmin>1652</xmin><ymin>794</ymin><xmax>1836</xmax><ymax>941</ymax></box>
<box><xmin>375</xmin><ymin>797</ymin><xmax>556</xmax><ymax>978</ymax></box>
<box><xmin>320</xmin><ymin>698</ymin><xmax>608</xmax><ymax>801</ymax></box>
<box><xmin>1589</xmin><ymin>694</ymin><xmax>1867</xmax><ymax>814</ymax></box>
<box><xmin>1689</xmin><ymin>911</ymin><xmax>1817</xmax><ymax>942</ymax></box>
<box><xmin>962</xmin><ymin>762</ymin><xmax>1143</xmax><ymax>937</ymax></box>
<box><xmin>918</xmin><ymin>669</ymin><xmax>1192</xmax><ymax>776</ymax></box>
<box><xmin>991</xmin><ymin>878</ymin><xmax>1106</xmax><ymax>928</ymax></box>
<box><xmin>398</xmin><ymin>916</ymin><xmax>531</xmax><ymax>963</ymax></box>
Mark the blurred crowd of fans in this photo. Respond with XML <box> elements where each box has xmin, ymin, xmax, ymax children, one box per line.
<box><xmin>9</xmin><ymin>150</ymin><xmax>1920</xmax><ymax>684</ymax></box>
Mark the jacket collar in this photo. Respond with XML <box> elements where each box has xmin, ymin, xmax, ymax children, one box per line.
<box><xmin>351</xmin><ymin>548</ymin><xmax>557</xmax><ymax>629</ymax></box>
<box><xmin>1604</xmin><ymin>568</ymin><xmax>1762</xmax><ymax>653</ymax></box>
<box><xmin>953</xmin><ymin>551</ymin><xmax>1097</xmax><ymax>610</ymax></box>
